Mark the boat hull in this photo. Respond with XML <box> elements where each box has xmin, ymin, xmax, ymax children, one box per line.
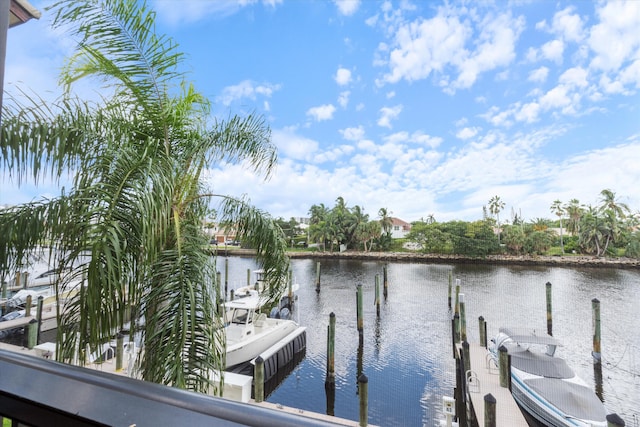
<box><xmin>226</xmin><ymin>319</ymin><xmax>299</xmax><ymax>368</ymax></box>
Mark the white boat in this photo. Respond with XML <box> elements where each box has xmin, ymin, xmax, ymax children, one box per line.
<box><xmin>223</xmin><ymin>290</ymin><xmax>300</xmax><ymax>369</ymax></box>
<box><xmin>489</xmin><ymin>327</ymin><xmax>608</xmax><ymax>427</ymax></box>
<box><xmin>231</xmin><ymin>269</ymin><xmax>298</xmax><ymax>319</ymax></box>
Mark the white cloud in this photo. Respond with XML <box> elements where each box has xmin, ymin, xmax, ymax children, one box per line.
<box><xmin>528</xmin><ymin>66</ymin><xmax>549</xmax><ymax>83</ymax></box>
<box><xmin>377</xmin><ymin>105</ymin><xmax>403</xmax><ymax>128</ymax></box>
<box><xmin>410</xmin><ymin>131</ymin><xmax>443</xmax><ymax>148</ymax></box>
<box><xmin>559</xmin><ymin>67</ymin><xmax>588</xmax><ymax>88</ymax></box>
<box><xmin>375</xmin><ymin>5</ymin><xmax>523</xmax><ymax>92</ymax></box>
<box><xmin>217</xmin><ymin>80</ymin><xmax>281</xmax><ymax>106</ymax></box>
<box><xmin>456</xmin><ymin>127</ymin><xmax>479</xmax><ymax>140</ymax></box>
<box><xmin>589</xmin><ymin>1</ymin><xmax>640</xmax><ymax>71</ymax></box>
<box><xmin>551</xmin><ymin>7</ymin><xmax>584</xmax><ymax>43</ymax></box>
<box><xmin>333</xmin><ymin>0</ymin><xmax>361</xmax><ymax>16</ymax></box>
<box><xmin>335</xmin><ymin>67</ymin><xmax>353</xmax><ymax>86</ymax></box>
<box><xmin>338</xmin><ymin>91</ymin><xmax>350</xmax><ymax>108</ymax></box>
<box><xmin>340</xmin><ymin>126</ymin><xmax>365</xmax><ymax>141</ymax></box>
<box><xmin>540</xmin><ymin>39</ymin><xmax>564</xmax><ymax>64</ymax></box>
<box><xmin>272</xmin><ymin>128</ymin><xmax>319</xmax><ymax>161</ymax></box>
<box><xmin>306</xmin><ymin>104</ymin><xmax>337</xmax><ymax>121</ymax></box>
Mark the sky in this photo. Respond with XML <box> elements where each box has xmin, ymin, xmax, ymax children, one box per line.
<box><xmin>2</xmin><ymin>0</ymin><xmax>640</xmax><ymax>224</ymax></box>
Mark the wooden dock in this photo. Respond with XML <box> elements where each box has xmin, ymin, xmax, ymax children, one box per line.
<box><xmin>456</xmin><ymin>341</ymin><xmax>528</xmax><ymax>426</ymax></box>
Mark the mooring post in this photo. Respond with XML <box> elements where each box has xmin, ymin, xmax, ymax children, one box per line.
<box><xmin>357</xmin><ymin>284</ymin><xmax>364</xmax><ymax>335</ymax></box>
<box><xmin>254</xmin><ymin>356</ymin><xmax>264</xmax><ymax>403</ymax></box>
<box><xmin>454</xmin><ymin>279</ymin><xmax>461</xmax><ymax>317</ymax></box>
<box><xmin>326</xmin><ymin>312</ymin><xmax>336</xmax><ymax>384</ymax></box>
<box><xmin>606</xmin><ymin>413</ymin><xmax>626</xmax><ymax>427</ymax></box>
<box><xmin>459</xmin><ymin>293</ymin><xmax>467</xmax><ymax>342</ymax></box>
<box><xmin>230</xmin><ymin>289</ymin><xmax>235</xmax><ymax>301</ymax></box>
<box><xmin>246</xmin><ymin>268</ymin><xmax>251</xmax><ymax>287</ymax></box>
<box><xmin>383</xmin><ymin>265</ymin><xmax>388</xmax><ymax>298</ymax></box>
<box><xmin>479</xmin><ymin>316</ymin><xmax>486</xmax><ymax>348</ymax></box>
<box><xmin>375</xmin><ymin>274</ymin><xmax>380</xmax><ymax>318</ymax></box>
<box><xmin>316</xmin><ymin>262</ymin><xmax>321</xmax><ymax>293</ymax></box>
<box><xmin>358</xmin><ymin>374</ymin><xmax>368</xmax><ymax>427</ymax></box>
<box><xmin>116</xmin><ymin>333</ymin><xmax>124</xmax><ymax>372</ymax></box>
<box><xmin>27</xmin><ymin>319</ymin><xmax>38</xmax><ymax>349</ymax></box>
<box><xmin>546</xmin><ymin>281</ymin><xmax>553</xmax><ymax>336</ymax></box>
<box><xmin>498</xmin><ymin>345</ymin><xmax>510</xmax><ymax>388</ymax></box>
<box><xmin>592</xmin><ymin>298</ymin><xmax>601</xmax><ymax>362</ymax></box>
<box><xmin>454</xmin><ymin>313</ymin><xmax>460</xmax><ymax>344</ymax></box>
<box><xmin>288</xmin><ymin>269</ymin><xmax>293</xmax><ymax>300</ymax></box>
<box><xmin>462</xmin><ymin>340</ymin><xmax>471</xmax><ymax>378</ymax></box>
<box><xmin>36</xmin><ymin>296</ymin><xmax>44</xmax><ymax>343</ymax></box>
<box><xmin>484</xmin><ymin>393</ymin><xmax>496</xmax><ymax>427</ymax></box>
<box><xmin>25</xmin><ymin>294</ymin><xmax>32</xmax><ymax>317</ymax></box>
<box><xmin>448</xmin><ymin>271</ymin><xmax>452</xmax><ymax>310</ymax></box>
<box><xmin>224</xmin><ymin>258</ymin><xmax>229</xmax><ymax>298</ymax></box>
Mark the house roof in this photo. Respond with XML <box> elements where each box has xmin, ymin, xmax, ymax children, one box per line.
<box><xmin>10</xmin><ymin>0</ymin><xmax>41</xmax><ymax>28</ymax></box>
<box><xmin>391</xmin><ymin>217</ymin><xmax>411</xmax><ymax>229</ymax></box>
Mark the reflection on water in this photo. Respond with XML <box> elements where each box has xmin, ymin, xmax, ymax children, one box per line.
<box><xmin>222</xmin><ymin>256</ymin><xmax>640</xmax><ymax>427</ymax></box>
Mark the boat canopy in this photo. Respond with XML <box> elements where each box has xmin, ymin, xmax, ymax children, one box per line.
<box><xmin>509</xmin><ymin>348</ymin><xmax>574</xmax><ymax>378</ymax></box>
<box><xmin>524</xmin><ymin>377</ymin><xmax>607</xmax><ymax>422</ymax></box>
<box><xmin>499</xmin><ymin>327</ymin><xmax>563</xmax><ymax>346</ymax></box>
<box><xmin>225</xmin><ymin>291</ymin><xmax>263</xmax><ymax>311</ymax></box>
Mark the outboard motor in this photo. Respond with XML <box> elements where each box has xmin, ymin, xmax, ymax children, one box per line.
<box><xmin>269</xmin><ymin>307</ymin><xmax>280</xmax><ymax>319</ymax></box>
<box><xmin>279</xmin><ymin>307</ymin><xmax>291</xmax><ymax>320</ymax></box>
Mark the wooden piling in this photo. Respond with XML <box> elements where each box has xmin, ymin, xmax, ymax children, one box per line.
<box><xmin>224</xmin><ymin>258</ymin><xmax>229</xmax><ymax>297</ymax></box>
<box><xmin>356</xmin><ymin>284</ymin><xmax>363</xmax><ymax>335</ymax></box>
<box><xmin>484</xmin><ymin>393</ymin><xmax>496</xmax><ymax>427</ymax></box>
<box><xmin>326</xmin><ymin>312</ymin><xmax>336</xmax><ymax>384</ymax></box>
<box><xmin>36</xmin><ymin>296</ymin><xmax>43</xmax><ymax>343</ymax></box>
<box><xmin>498</xmin><ymin>345</ymin><xmax>510</xmax><ymax>388</ymax></box>
<box><xmin>546</xmin><ymin>281</ymin><xmax>553</xmax><ymax>336</ymax></box>
<box><xmin>479</xmin><ymin>316</ymin><xmax>486</xmax><ymax>348</ymax></box>
<box><xmin>382</xmin><ymin>265</ymin><xmax>388</xmax><ymax>298</ymax></box>
<box><xmin>288</xmin><ymin>269</ymin><xmax>293</xmax><ymax>300</ymax></box>
<box><xmin>454</xmin><ymin>313</ymin><xmax>460</xmax><ymax>344</ymax></box>
<box><xmin>254</xmin><ymin>356</ymin><xmax>264</xmax><ymax>403</ymax></box>
<box><xmin>454</xmin><ymin>279</ymin><xmax>461</xmax><ymax>316</ymax></box>
<box><xmin>230</xmin><ymin>289</ymin><xmax>235</xmax><ymax>301</ymax></box>
<box><xmin>460</xmin><ymin>293</ymin><xmax>467</xmax><ymax>342</ymax></box>
<box><xmin>27</xmin><ymin>319</ymin><xmax>38</xmax><ymax>349</ymax></box>
<box><xmin>592</xmin><ymin>298</ymin><xmax>601</xmax><ymax>362</ymax></box>
<box><xmin>448</xmin><ymin>271</ymin><xmax>452</xmax><ymax>309</ymax></box>
<box><xmin>25</xmin><ymin>295</ymin><xmax>32</xmax><ymax>317</ymax></box>
<box><xmin>116</xmin><ymin>333</ymin><xmax>124</xmax><ymax>371</ymax></box>
<box><xmin>316</xmin><ymin>262</ymin><xmax>321</xmax><ymax>293</ymax></box>
<box><xmin>358</xmin><ymin>374</ymin><xmax>368</xmax><ymax>427</ymax></box>
<box><xmin>375</xmin><ymin>274</ymin><xmax>380</xmax><ymax>318</ymax></box>
<box><xmin>606</xmin><ymin>413</ymin><xmax>626</xmax><ymax>427</ymax></box>
<box><xmin>246</xmin><ymin>268</ymin><xmax>251</xmax><ymax>287</ymax></box>
<box><xmin>462</xmin><ymin>340</ymin><xmax>471</xmax><ymax>377</ymax></box>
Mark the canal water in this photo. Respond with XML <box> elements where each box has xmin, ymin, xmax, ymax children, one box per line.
<box><xmin>223</xmin><ymin>256</ymin><xmax>640</xmax><ymax>427</ymax></box>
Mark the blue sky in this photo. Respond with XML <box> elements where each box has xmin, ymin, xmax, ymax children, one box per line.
<box><xmin>2</xmin><ymin>0</ymin><xmax>639</xmax><ymax>223</ymax></box>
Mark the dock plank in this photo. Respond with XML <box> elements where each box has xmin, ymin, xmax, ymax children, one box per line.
<box><xmin>463</xmin><ymin>342</ymin><xmax>528</xmax><ymax>426</ymax></box>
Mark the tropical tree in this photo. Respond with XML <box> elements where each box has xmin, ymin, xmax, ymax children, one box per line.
<box><xmin>488</xmin><ymin>195</ymin><xmax>505</xmax><ymax>243</ymax></box>
<box><xmin>0</xmin><ymin>0</ymin><xmax>289</xmax><ymax>393</ymax></box>
<box><xmin>550</xmin><ymin>199</ymin><xmax>565</xmax><ymax>254</ymax></box>
<box><xmin>308</xmin><ymin>203</ymin><xmax>329</xmax><ymax>225</ymax></box>
<box><xmin>564</xmin><ymin>199</ymin><xmax>583</xmax><ymax>236</ymax></box>
<box><xmin>378</xmin><ymin>207</ymin><xmax>393</xmax><ymax>235</ymax></box>
<box><xmin>599</xmin><ymin>189</ymin><xmax>630</xmax><ymax>219</ymax></box>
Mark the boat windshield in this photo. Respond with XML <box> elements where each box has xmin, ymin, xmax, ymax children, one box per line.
<box><xmin>232</xmin><ymin>309</ymin><xmax>251</xmax><ymax>325</ymax></box>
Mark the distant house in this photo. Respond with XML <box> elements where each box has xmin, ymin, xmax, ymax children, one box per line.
<box><xmin>389</xmin><ymin>217</ymin><xmax>411</xmax><ymax>239</ymax></box>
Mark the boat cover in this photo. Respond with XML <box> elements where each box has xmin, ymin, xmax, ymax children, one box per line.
<box><xmin>500</xmin><ymin>327</ymin><xmax>563</xmax><ymax>346</ymax></box>
<box><xmin>509</xmin><ymin>348</ymin><xmax>574</xmax><ymax>378</ymax></box>
<box><xmin>524</xmin><ymin>377</ymin><xmax>607</xmax><ymax>422</ymax></box>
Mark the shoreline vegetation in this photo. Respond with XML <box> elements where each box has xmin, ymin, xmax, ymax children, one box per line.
<box><xmin>213</xmin><ymin>248</ymin><xmax>640</xmax><ymax>269</ymax></box>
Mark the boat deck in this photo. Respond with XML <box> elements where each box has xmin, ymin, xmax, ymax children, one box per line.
<box><xmin>462</xmin><ymin>342</ymin><xmax>528</xmax><ymax>426</ymax></box>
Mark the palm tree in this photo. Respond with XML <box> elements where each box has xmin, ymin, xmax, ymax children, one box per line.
<box><xmin>0</xmin><ymin>0</ymin><xmax>289</xmax><ymax>393</ymax></box>
<box><xmin>599</xmin><ymin>189</ymin><xmax>630</xmax><ymax>219</ymax></box>
<box><xmin>550</xmin><ymin>199</ymin><xmax>565</xmax><ymax>254</ymax></box>
<box><xmin>564</xmin><ymin>199</ymin><xmax>583</xmax><ymax>236</ymax></box>
<box><xmin>378</xmin><ymin>207</ymin><xmax>393</xmax><ymax>235</ymax></box>
<box><xmin>488</xmin><ymin>195</ymin><xmax>505</xmax><ymax>243</ymax></box>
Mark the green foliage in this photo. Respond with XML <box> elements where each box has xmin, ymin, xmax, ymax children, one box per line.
<box><xmin>1</xmin><ymin>0</ymin><xmax>289</xmax><ymax>393</ymax></box>
<box><xmin>624</xmin><ymin>234</ymin><xmax>640</xmax><ymax>258</ymax></box>
<box><xmin>525</xmin><ymin>230</ymin><xmax>554</xmax><ymax>255</ymax></box>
